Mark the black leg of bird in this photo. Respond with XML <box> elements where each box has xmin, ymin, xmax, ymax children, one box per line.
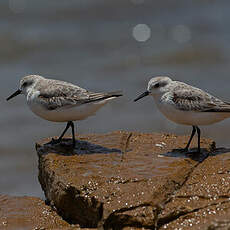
<box><xmin>185</xmin><ymin>126</ymin><xmax>196</xmax><ymax>151</ymax></box>
<box><xmin>69</xmin><ymin>121</ymin><xmax>76</xmax><ymax>147</ymax></box>
<box><xmin>57</xmin><ymin>121</ymin><xmax>71</xmax><ymax>141</ymax></box>
<box><xmin>51</xmin><ymin>121</ymin><xmax>71</xmax><ymax>144</ymax></box>
<box><xmin>196</xmin><ymin>126</ymin><xmax>201</xmax><ymax>153</ymax></box>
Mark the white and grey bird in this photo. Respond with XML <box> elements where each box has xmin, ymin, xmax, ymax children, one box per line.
<box><xmin>7</xmin><ymin>75</ymin><xmax>122</xmax><ymax>146</ymax></box>
<box><xmin>134</xmin><ymin>76</ymin><xmax>230</xmax><ymax>153</ymax></box>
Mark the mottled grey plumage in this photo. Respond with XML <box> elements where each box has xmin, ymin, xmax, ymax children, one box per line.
<box><xmin>134</xmin><ymin>75</ymin><xmax>230</xmax><ymax>153</ymax></box>
<box><xmin>7</xmin><ymin>74</ymin><xmax>122</xmax><ymax>147</ymax></box>
<box><xmin>30</xmin><ymin>77</ymin><xmax>122</xmax><ymax>110</ymax></box>
<box><xmin>170</xmin><ymin>81</ymin><xmax>230</xmax><ymax>112</ymax></box>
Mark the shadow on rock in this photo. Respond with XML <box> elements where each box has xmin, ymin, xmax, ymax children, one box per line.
<box><xmin>36</xmin><ymin>138</ymin><xmax>121</xmax><ymax>156</ymax></box>
<box><xmin>161</xmin><ymin>148</ymin><xmax>208</xmax><ymax>162</ymax></box>
<box><xmin>209</xmin><ymin>147</ymin><xmax>230</xmax><ymax>156</ymax></box>
<box><xmin>161</xmin><ymin>147</ymin><xmax>230</xmax><ymax>162</ymax></box>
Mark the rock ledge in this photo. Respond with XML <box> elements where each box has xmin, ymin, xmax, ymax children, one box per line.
<box><xmin>36</xmin><ymin>131</ymin><xmax>230</xmax><ymax>229</ymax></box>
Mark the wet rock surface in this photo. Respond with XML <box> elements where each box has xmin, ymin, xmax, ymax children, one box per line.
<box><xmin>36</xmin><ymin>130</ymin><xmax>230</xmax><ymax>229</ymax></box>
<box><xmin>0</xmin><ymin>194</ymin><xmax>71</xmax><ymax>230</ymax></box>
<box><xmin>158</xmin><ymin>152</ymin><xmax>230</xmax><ymax>230</ymax></box>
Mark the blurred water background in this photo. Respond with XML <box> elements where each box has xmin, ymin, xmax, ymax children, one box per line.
<box><xmin>1</xmin><ymin>0</ymin><xmax>230</xmax><ymax>197</ymax></box>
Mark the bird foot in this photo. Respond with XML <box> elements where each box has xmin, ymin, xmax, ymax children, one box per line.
<box><xmin>50</xmin><ymin>137</ymin><xmax>75</xmax><ymax>149</ymax></box>
<box><xmin>51</xmin><ymin>138</ymin><xmax>62</xmax><ymax>145</ymax></box>
<box><xmin>172</xmin><ymin>148</ymin><xmax>189</xmax><ymax>153</ymax></box>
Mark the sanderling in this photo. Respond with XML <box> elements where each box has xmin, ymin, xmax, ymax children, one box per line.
<box><xmin>134</xmin><ymin>76</ymin><xmax>230</xmax><ymax>153</ymax></box>
<box><xmin>7</xmin><ymin>75</ymin><xmax>122</xmax><ymax>147</ymax></box>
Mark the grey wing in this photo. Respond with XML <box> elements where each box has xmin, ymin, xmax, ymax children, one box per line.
<box><xmin>78</xmin><ymin>91</ymin><xmax>123</xmax><ymax>104</ymax></box>
<box><xmin>37</xmin><ymin>80</ymin><xmax>122</xmax><ymax>110</ymax></box>
<box><xmin>37</xmin><ymin>80</ymin><xmax>88</xmax><ymax>110</ymax></box>
<box><xmin>205</xmin><ymin>101</ymin><xmax>230</xmax><ymax>112</ymax></box>
<box><xmin>171</xmin><ymin>84</ymin><xmax>230</xmax><ymax>112</ymax></box>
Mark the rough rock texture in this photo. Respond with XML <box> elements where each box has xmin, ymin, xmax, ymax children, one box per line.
<box><xmin>0</xmin><ymin>194</ymin><xmax>71</xmax><ymax>230</ymax></box>
<box><xmin>158</xmin><ymin>152</ymin><xmax>230</xmax><ymax>230</ymax></box>
<box><xmin>36</xmin><ymin>130</ymin><xmax>225</xmax><ymax>229</ymax></box>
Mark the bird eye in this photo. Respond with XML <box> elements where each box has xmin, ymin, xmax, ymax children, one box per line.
<box><xmin>22</xmin><ymin>82</ymin><xmax>28</xmax><ymax>87</ymax></box>
<box><xmin>154</xmin><ymin>83</ymin><xmax>160</xmax><ymax>88</ymax></box>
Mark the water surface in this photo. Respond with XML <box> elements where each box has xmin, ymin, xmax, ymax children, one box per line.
<box><xmin>1</xmin><ymin>0</ymin><xmax>230</xmax><ymax>197</ymax></box>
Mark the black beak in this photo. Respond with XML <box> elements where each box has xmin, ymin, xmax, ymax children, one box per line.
<box><xmin>7</xmin><ymin>89</ymin><xmax>22</xmax><ymax>101</ymax></box>
<box><xmin>134</xmin><ymin>91</ymin><xmax>149</xmax><ymax>102</ymax></box>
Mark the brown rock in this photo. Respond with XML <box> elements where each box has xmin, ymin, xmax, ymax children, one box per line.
<box><xmin>0</xmin><ymin>194</ymin><xmax>71</xmax><ymax>230</ymax></box>
<box><xmin>204</xmin><ymin>212</ymin><xmax>230</xmax><ymax>230</ymax></box>
<box><xmin>36</xmin><ymin>131</ymin><xmax>215</xmax><ymax>229</ymax></box>
<box><xmin>158</xmin><ymin>152</ymin><xmax>230</xmax><ymax>229</ymax></box>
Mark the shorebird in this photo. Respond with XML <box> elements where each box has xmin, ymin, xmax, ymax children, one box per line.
<box><xmin>134</xmin><ymin>76</ymin><xmax>230</xmax><ymax>153</ymax></box>
<box><xmin>7</xmin><ymin>75</ymin><xmax>122</xmax><ymax>147</ymax></box>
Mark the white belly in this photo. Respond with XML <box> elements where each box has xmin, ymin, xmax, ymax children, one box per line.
<box><xmin>156</xmin><ymin>101</ymin><xmax>230</xmax><ymax>126</ymax></box>
<box><xmin>28</xmin><ymin>100</ymin><xmax>110</xmax><ymax>122</ymax></box>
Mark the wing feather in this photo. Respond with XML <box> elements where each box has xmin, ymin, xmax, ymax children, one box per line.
<box><xmin>37</xmin><ymin>79</ymin><xmax>122</xmax><ymax>110</ymax></box>
<box><xmin>171</xmin><ymin>83</ymin><xmax>230</xmax><ymax>112</ymax></box>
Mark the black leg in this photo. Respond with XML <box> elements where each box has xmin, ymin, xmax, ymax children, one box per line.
<box><xmin>58</xmin><ymin>121</ymin><xmax>71</xmax><ymax>141</ymax></box>
<box><xmin>69</xmin><ymin>121</ymin><xmax>76</xmax><ymax>147</ymax></box>
<box><xmin>196</xmin><ymin>126</ymin><xmax>201</xmax><ymax>153</ymax></box>
<box><xmin>52</xmin><ymin>121</ymin><xmax>76</xmax><ymax>147</ymax></box>
<box><xmin>184</xmin><ymin>126</ymin><xmax>196</xmax><ymax>151</ymax></box>
<box><xmin>52</xmin><ymin>121</ymin><xmax>71</xmax><ymax>144</ymax></box>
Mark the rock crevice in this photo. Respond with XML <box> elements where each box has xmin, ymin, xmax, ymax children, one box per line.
<box><xmin>36</xmin><ymin>131</ymin><xmax>230</xmax><ymax>229</ymax></box>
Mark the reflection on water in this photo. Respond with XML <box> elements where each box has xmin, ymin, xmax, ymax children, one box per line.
<box><xmin>1</xmin><ymin>0</ymin><xmax>230</xmax><ymax>197</ymax></box>
<box><xmin>132</xmin><ymin>24</ymin><xmax>151</xmax><ymax>42</ymax></box>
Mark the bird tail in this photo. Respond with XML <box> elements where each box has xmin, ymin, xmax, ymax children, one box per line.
<box><xmin>82</xmin><ymin>90</ymin><xmax>122</xmax><ymax>104</ymax></box>
<box><xmin>105</xmin><ymin>90</ymin><xmax>123</xmax><ymax>98</ymax></box>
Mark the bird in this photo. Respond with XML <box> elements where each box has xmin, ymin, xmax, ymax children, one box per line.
<box><xmin>134</xmin><ymin>76</ymin><xmax>230</xmax><ymax>153</ymax></box>
<box><xmin>7</xmin><ymin>75</ymin><xmax>122</xmax><ymax>147</ymax></box>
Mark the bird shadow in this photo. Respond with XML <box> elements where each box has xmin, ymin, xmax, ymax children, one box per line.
<box><xmin>37</xmin><ymin>138</ymin><xmax>121</xmax><ymax>156</ymax></box>
<box><xmin>161</xmin><ymin>147</ymin><xmax>230</xmax><ymax>162</ymax></box>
